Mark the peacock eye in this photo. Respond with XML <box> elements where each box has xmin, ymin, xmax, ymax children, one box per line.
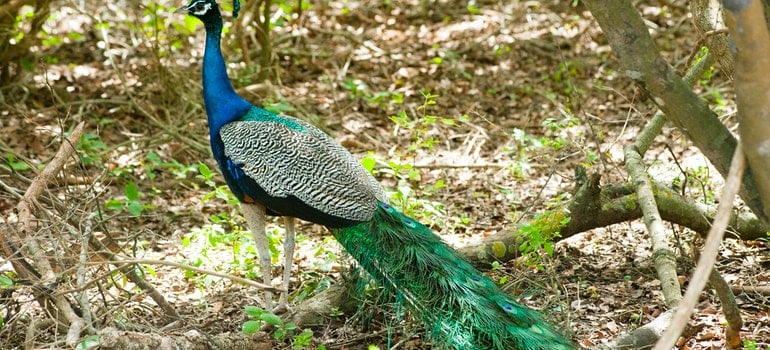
<box><xmin>188</xmin><ymin>1</ymin><xmax>211</xmax><ymax>15</ymax></box>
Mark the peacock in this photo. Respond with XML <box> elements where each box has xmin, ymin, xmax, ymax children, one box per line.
<box><xmin>176</xmin><ymin>0</ymin><xmax>575</xmax><ymax>348</ymax></box>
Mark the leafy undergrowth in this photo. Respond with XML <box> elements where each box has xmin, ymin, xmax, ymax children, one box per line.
<box><xmin>1</xmin><ymin>0</ymin><xmax>769</xmax><ymax>349</ymax></box>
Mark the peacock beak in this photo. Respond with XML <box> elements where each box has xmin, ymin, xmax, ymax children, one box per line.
<box><xmin>174</xmin><ymin>6</ymin><xmax>190</xmax><ymax>14</ymax></box>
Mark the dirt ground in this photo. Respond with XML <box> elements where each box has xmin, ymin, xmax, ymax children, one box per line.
<box><xmin>1</xmin><ymin>0</ymin><xmax>769</xmax><ymax>348</ymax></box>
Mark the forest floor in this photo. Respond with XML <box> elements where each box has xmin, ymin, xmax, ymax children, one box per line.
<box><xmin>1</xmin><ymin>0</ymin><xmax>769</xmax><ymax>349</ymax></box>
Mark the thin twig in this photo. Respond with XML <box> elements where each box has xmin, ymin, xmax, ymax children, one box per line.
<box><xmin>54</xmin><ymin>258</ymin><xmax>283</xmax><ymax>294</ymax></box>
<box><xmin>654</xmin><ymin>143</ymin><xmax>745</xmax><ymax>349</ymax></box>
<box><xmin>729</xmin><ymin>285</ymin><xmax>770</xmax><ymax>295</ymax></box>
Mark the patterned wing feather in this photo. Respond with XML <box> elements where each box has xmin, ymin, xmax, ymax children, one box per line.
<box><xmin>220</xmin><ymin>111</ymin><xmax>380</xmax><ymax>222</ymax></box>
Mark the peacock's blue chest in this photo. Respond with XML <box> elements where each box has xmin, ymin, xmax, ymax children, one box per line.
<box><xmin>209</xmin><ymin>131</ymin><xmax>249</xmax><ymax>198</ymax></box>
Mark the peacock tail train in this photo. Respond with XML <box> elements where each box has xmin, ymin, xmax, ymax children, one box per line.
<box><xmin>333</xmin><ymin>202</ymin><xmax>574</xmax><ymax>350</ymax></box>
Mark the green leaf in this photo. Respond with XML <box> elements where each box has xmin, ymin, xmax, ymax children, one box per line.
<box><xmin>242</xmin><ymin>320</ymin><xmax>261</xmax><ymax>334</ymax></box>
<box><xmin>143</xmin><ymin>264</ymin><xmax>156</xmax><ymax>278</ymax></box>
<box><xmin>67</xmin><ymin>32</ymin><xmax>83</xmax><ymax>41</ymax></box>
<box><xmin>260</xmin><ymin>313</ymin><xmax>283</xmax><ymax>326</ymax></box>
<box><xmin>127</xmin><ymin>200</ymin><xmax>143</xmax><ymax>216</ymax></box>
<box><xmin>274</xmin><ymin>328</ymin><xmax>287</xmax><ymax>341</ymax></box>
<box><xmin>360</xmin><ymin>156</ymin><xmax>376</xmax><ymax>173</ymax></box>
<box><xmin>244</xmin><ymin>305</ymin><xmax>264</xmax><ymax>318</ymax></box>
<box><xmin>6</xmin><ymin>154</ymin><xmax>31</xmax><ymax>171</ymax></box>
<box><xmin>145</xmin><ymin>151</ymin><xmax>161</xmax><ymax>165</ymax></box>
<box><xmin>75</xmin><ymin>335</ymin><xmax>100</xmax><ymax>350</ymax></box>
<box><xmin>0</xmin><ymin>274</ymin><xmax>13</xmax><ymax>287</ymax></box>
<box><xmin>125</xmin><ymin>181</ymin><xmax>139</xmax><ymax>201</ymax></box>
<box><xmin>197</xmin><ymin>163</ymin><xmax>212</xmax><ymax>179</ymax></box>
<box><xmin>104</xmin><ymin>199</ymin><xmax>124</xmax><ymax>211</ymax></box>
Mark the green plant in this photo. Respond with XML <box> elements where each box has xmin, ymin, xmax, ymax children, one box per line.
<box><xmin>75</xmin><ymin>335</ymin><xmax>100</xmax><ymax>350</ymax></box>
<box><xmin>340</xmin><ymin>75</ymin><xmax>405</xmax><ymax>111</ymax></box>
<box><xmin>506</xmin><ymin>115</ymin><xmax>578</xmax><ymax>178</ymax></box>
<box><xmin>507</xmin><ymin>128</ymin><xmax>542</xmax><ymax>178</ymax></box>
<box><xmin>263</xmin><ymin>100</ymin><xmax>297</xmax><ymax>115</ymax></box>
<box><xmin>389</xmin><ymin>90</ymin><xmax>468</xmax><ymax>151</ymax></box>
<box><xmin>372</xmin><ymin>91</ymin><xmax>469</xmax><ymax>223</ymax></box>
<box><xmin>242</xmin><ymin>305</ymin><xmax>285</xmax><ymax>335</ymax></box>
<box><xmin>342</xmin><ymin>78</ymin><xmax>369</xmax><ymax>99</ymax></box>
<box><xmin>367</xmin><ymin>90</ymin><xmax>403</xmax><ymax>109</ymax></box>
<box><xmin>517</xmin><ymin>210</ymin><xmax>570</xmax><ymax>268</ymax></box>
<box><xmin>183</xmin><ymin>218</ymin><xmax>267</xmax><ymax>278</ymax></box>
<box><xmin>104</xmin><ymin>181</ymin><xmax>147</xmax><ymax>216</ymax></box>
<box><xmin>1</xmin><ymin>0</ymin><xmax>53</xmax><ymax>82</ymax></box>
<box><xmin>671</xmin><ymin>165</ymin><xmax>716</xmax><ymax>204</ymax></box>
<box><xmin>291</xmin><ymin>329</ymin><xmax>314</xmax><ymax>349</ymax></box>
<box><xmin>143</xmin><ymin>152</ymin><xmax>198</xmax><ymax>181</ymax></box>
<box><xmin>551</xmin><ymin>61</ymin><xmax>582</xmax><ymax>95</ymax></box>
<box><xmin>742</xmin><ymin>339</ymin><xmax>768</xmax><ymax>350</ymax></box>
<box><xmin>199</xmin><ymin>162</ymin><xmax>239</xmax><ymax>206</ymax></box>
<box><xmin>3</xmin><ymin>154</ymin><xmax>31</xmax><ymax>172</ymax></box>
<box><xmin>77</xmin><ymin>132</ymin><xmax>107</xmax><ymax>165</ymax></box>
<box><xmin>541</xmin><ymin>116</ymin><xmax>578</xmax><ymax>150</ymax></box>
<box><xmin>195</xmin><ymin>162</ymin><xmax>218</xmax><ymax>187</ymax></box>
<box><xmin>0</xmin><ymin>273</ymin><xmax>12</xmax><ymax>288</ymax></box>
<box><xmin>0</xmin><ymin>272</ymin><xmax>12</xmax><ymax>328</ymax></box>
<box><xmin>467</xmin><ymin>4</ymin><xmax>482</xmax><ymax>14</ymax></box>
<box><xmin>242</xmin><ymin>305</ymin><xmax>314</xmax><ymax>348</ymax></box>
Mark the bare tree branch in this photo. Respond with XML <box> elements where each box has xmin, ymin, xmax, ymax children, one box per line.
<box><xmin>654</xmin><ymin>143</ymin><xmax>745</xmax><ymax>349</ymax></box>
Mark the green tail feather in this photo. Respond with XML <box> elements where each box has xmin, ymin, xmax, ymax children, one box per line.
<box><xmin>332</xmin><ymin>201</ymin><xmax>575</xmax><ymax>350</ymax></box>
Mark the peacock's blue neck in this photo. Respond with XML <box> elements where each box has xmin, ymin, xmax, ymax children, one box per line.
<box><xmin>201</xmin><ymin>18</ymin><xmax>251</xmax><ymax>136</ymax></box>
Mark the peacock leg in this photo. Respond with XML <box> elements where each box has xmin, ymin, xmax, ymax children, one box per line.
<box><xmin>277</xmin><ymin>216</ymin><xmax>296</xmax><ymax>312</ymax></box>
<box><xmin>242</xmin><ymin>203</ymin><xmax>273</xmax><ymax>310</ymax></box>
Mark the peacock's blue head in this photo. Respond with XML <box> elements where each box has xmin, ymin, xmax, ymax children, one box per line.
<box><xmin>175</xmin><ymin>0</ymin><xmax>240</xmax><ymax>23</ymax></box>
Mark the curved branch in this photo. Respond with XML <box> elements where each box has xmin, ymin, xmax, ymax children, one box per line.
<box><xmin>458</xmin><ymin>167</ymin><xmax>769</xmax><ymax>267</ymax></box>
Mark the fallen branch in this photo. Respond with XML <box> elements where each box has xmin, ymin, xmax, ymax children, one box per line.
<box><xmin>625</xmin><ymin>124</ymin><xmax>682</xmax><ymax>308</ymax></box>
<box><xmin>729</xmin><ymin>285</ymin><xmax>770</xmax><ymax>295</ymax></box>
<box><xmin>6</xmin><ymin>122</ymin><xmax>86</xmax><ymax>346</ymax></box>
<box><xmin>458</xmin><ymin>168</ymin><xmax>769</xmax><ymax>266</ymax></box>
